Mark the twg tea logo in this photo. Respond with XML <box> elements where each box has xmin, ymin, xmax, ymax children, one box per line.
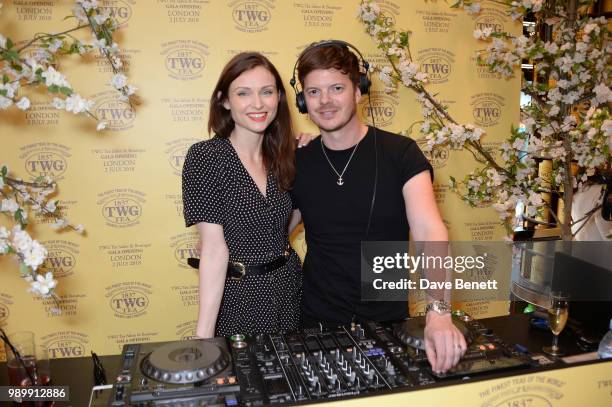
<box><xmin>169</xmin><ymin>232</ymin><xmax>199</xmax><ymax>269</ymax></box>
<box><xmin>106</xmin><ymin>282</ymin><xmax>152</xmax><ymax>319</ymax></box>
<box><xmin>161</xmin><ymin>40</ymin><xmax>208</xmax><ymax>81</ymax></box>
<box><xmin>97</xmin><ymin>189</ymin><xmax>146</xmax><ymax>228</ymax></box>
<box><xmin>92</xmin><ymin>91</ymin><xmax>135</xmax><ymax>131</ymax></box>
<box><xmin>417</xmin><ymin>48</ymin><xmax>455</xmax><ymax>84</ymax></box>
<box><xmin>361</xmin><ymin>92</ymin><xmax>398</xmax><ymax>128</ymax></box>
<box><xmin>20</xmin><ymin>143</ymin><xmax>71</xmax><ymax>181</ymax></box>
<box><xmin>176</xmin><ymin>321</ymin><xmax>197</xmax><ymax>340</ymax></box>
<box><xmin>471</xmin><ymin>93</ymin><xmax>505</xmax><ymax>127</ymax></box>
<box><xmin>230</xmin><ymin>0</ymin><xmax>274</xmax><ymax>33</ymax></box>
<box><xmin>42</xmin><ymin>331</ymin><xmax>89</xmax><ymax>359</ymax></box>
<box><xmin>378</xmin><ymin>1</ymin><xmax>400</xmax><ymax>26</ymax></box>
<box><xmin>416</xmin><ymin>138</ymin><xmax>450</xmax><ymax>169</ymax></box>
<box><xmin>474</xmin><ymin>7</ymin><xmax>507</xmax><ymax>34</ymax></box>
<box><xmin>165</xmin><ymin>138</ymin><xmax>199</xmax><ymax>176</ymax></box>
<box><xmin>41</xmin><ymin>240</ymin><xmax>79</xmax><ymax>278</ymax></box>
<box><xmin>99</xmin><ymin>0</ymin><xmax>135</xmax><ymax>26</ymax></box>
<box><xmin>47</xmin><ymin>339</ymin><xmax>85</xmax><ymax>358</ymax></box>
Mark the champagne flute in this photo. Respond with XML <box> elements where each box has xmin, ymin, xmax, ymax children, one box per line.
<box><xmin>543</xmin><ymin>291</ymin><xmax>569</xmax><ymax>356</ymax></box>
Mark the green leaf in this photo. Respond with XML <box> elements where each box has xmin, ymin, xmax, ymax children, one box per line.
<box><xmin>48</xmin><ymin>84</ymin><xmax>59</xmax><ymax>93</ymax></box>
<box><xmin>1</xmin><ymin>165</ymin><xmax>7</xmax><ymax>176</ymax></box>
<box><xmin>4</xmin><ymin>50</ymin><xmax>19</xmax><ymax>62</ymax></box>
<box><xmin>6</xmin><ymin>38</ymin><xmax>13</xmax><ymax>50</ymax></box>
<box><xmin>34</xmin><ymin>175</ymin><xmax>46</xmax><ymax>183</ymax></box>
<box><xmin>0</xmin><ymin>89</ymin><xmax>6</xmax><ymax>97</ymax></box>
<box><xmin>14</xmin><ymin>209</ymin><xmax>25</xmax><ymax>225</ymax></box>
<box><xmin>2</xmin><ymin>75</ymin><xmax>8</xmax><ymax>84</ymax></box>
<box><xmin>19</xmin><ymin>262</ymin><xmax>31</xmax><ymax>277</ymax></box>
<box><xmin>59</xmin><ymin>86</ymin><xmax>73</xmax><ymax>96</ymax></box>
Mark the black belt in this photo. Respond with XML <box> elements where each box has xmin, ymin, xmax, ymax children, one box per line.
<box><xmin>187</xmin><ymin>250</ymin><xmax>291</xmax><ymax>281</ymax></box>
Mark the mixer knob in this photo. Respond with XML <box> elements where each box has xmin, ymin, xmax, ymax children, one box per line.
<box><xmin>346</xmin><ymin>366</ymin><xmax>353</xmax><ymax>377</ymax></box>
<box><xmin>355</xmin><ymin>352</ymin><xmax>361</xmax><ymax>363</ymax></box>
<box><xmin>315</xmin><ymin>381</ymin><xmax>322</xmax><ymax>394</ymax></box>
<box><xmin>335</xmin><ymin>349</ymin><xmax>340</xmax><ymax>361</ymax></box>
<box><xmin>349</xmin><ymin>371</ymin><xmax>356</xmax><ymax>383</ymax></box>
<box><xmin>355</xmin><ymin>376</ymin><xmax>360</xmax><ymax>388</ymax></box>
<box><xmin>360</xmin><ymin>359</ymin><xmax>367</xmax><ymax>369</ymax></box>
<box><xmin>342</xmin><ymin>360</ymin><xmax>348</xmax><ymax>371</ymax></box>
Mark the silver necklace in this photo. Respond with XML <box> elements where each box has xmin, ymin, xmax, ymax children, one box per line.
<box><xmin>320</xmin><ymin>137</ymin><xmax>361</xmax><ymax>186</ymax></box>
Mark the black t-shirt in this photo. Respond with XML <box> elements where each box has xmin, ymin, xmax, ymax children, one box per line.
<box><xmin>291</xmin><ymin>126</ymin><xmax>433</xmax><ymax>324</ymax></box>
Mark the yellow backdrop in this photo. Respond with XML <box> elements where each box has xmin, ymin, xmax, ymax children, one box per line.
<box><xmin>0</xmin><ymin>0</ymin><xmax>520</xmax><ymax>357</ymax></box>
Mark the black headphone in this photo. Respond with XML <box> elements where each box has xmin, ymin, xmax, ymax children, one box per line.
<box><xmin>290</xmin><ymin>40</ymin><xmax>371</xmax><ymax>114</ymax></box>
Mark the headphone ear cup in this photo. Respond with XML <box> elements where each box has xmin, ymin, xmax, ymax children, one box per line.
<box><xmin>296</xmin><ymin>91</ymin><xmax>308</xmax><ymax>114</ymax></box>
<box><xmin>359</xmin><ymin>74</ymin><xmax>371</xmax><ymax>95</ymax></box>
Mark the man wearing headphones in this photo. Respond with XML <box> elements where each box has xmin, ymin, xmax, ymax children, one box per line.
<box><xmin>288</xmin><ymin>41</ymin><xmax>466</xmax><ymax>373</ymax></box>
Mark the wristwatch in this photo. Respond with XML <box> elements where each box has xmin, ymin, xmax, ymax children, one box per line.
<box><xmin>425</xmin><ymin>300</ymin><xmax>451</xmax><ymax>315</ymax></box>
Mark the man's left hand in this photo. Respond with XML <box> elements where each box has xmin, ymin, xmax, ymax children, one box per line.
<box><xmin>423</xmin><ymin>311</ymin><xmax>467</xmax><ymax>373</ymax></box>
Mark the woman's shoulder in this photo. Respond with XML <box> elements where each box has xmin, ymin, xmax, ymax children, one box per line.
<box><xmin>184</xmin><ymin>136</ymin><xmax>231</xmax><ymax>172</ymax></box>
<box><xmin>187</xmin><ymin>136</ymin><xmax>230</xmax><ymax>157</ymax></box>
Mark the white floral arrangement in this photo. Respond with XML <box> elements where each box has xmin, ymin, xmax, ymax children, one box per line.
<box><xmin>1</xmin><ymin>0</ymin><xmax>136</xmax><ymax>299</ymax></box>
<box><xmin>357</xmin><ymin>0</ymin><xmax>610</xmax><ymax>240</ymax></box>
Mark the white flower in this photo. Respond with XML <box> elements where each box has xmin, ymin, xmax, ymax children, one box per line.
<box><xmin>44</xmin><ymin>200</ymin><xmax>57</xmax><ymax>213</ymax></box>
<box><xmin>1</xmin><ymin>198</ymin><xmax>19</xmax><ymax>214</ymax></box>
<box><xmin>602</xmin><ymin>120</ymin><xmax>612</xmax><ymax>137</ymax></box>
<box><xmin>48</xmin><ymin>39</ymin><xmax>63</xmax><ymax>53</ymax></box>
<box><xmin>96</xmin><ymin>121</ymin><xmax>107</xmax><ymax>131</ymax></box>
<box><xmin>51</xmin><ymin>218</ymin><xmax>69</xmax><ymax>230</ymax></box>
<box><xmin>28</xmin><ymin>272</ymin><xmax>56</xmax><ymax>297</ymax></box>
<box><xmin>41</xmin><ymin>66</ymin><xmax>70</xmax><ymax>88</ymax></box>
<box><xmin>77</xmin><ymin>0</ymin><xmax>99</xmax><ymax>11</ymax></box>
<box><xmin>74</xmin><ymin>224</ymin><xmax>85</xmax><ymax>234</ymax></box>
<box><xmin>466</xmin><ymin>3</ymin><xmax>481</xmax><ymax>14</ymax></box>
<box><xmin>583</xmin><ymin>23</ymin><xmax>599</xmax><ymax>35</ymax></box>
<box><xmin>64</xmin><ymin>94</ymin><xmax>94</xmax><ymax>114</ymax></box>
<box><xmin>593</xmin><ymin>83</ymin><xmax>612</xmax><ymax>105</ymax></box>
<box><xmin>544</xmin><ymin>41</ymin><xmax>558</xmax><ymax>54</ymax></box>
<box><xmin>110</xmin><ymin>73</ymin><xmax>128</xmax><ymax>90</ymax></box>
<box><xmin>23</xmin><ymin>240</ymin><xmax>47</xmax><ymax>271</ymax></box>
<box><xmin>0</xmin><ymin>95</ymin><xmax>12</xmax><ymax>110</ymax></box>
<box><xmin>93</xmin><ymin>9</ymin><xmax>110</xmax><ymax>25</ymax></box>
<box><xmin>16</xmin><ymin>97</ymin><xmax>30</xmax><ymax>110</ymax></box>
<box><xmin>473</xmin><ymin>27</ymin><xmax>493</xmax><ymax>40</ymax></box>
<box><xmin>0</xmin><ymin>33</ymin><xmax>6</xmax><ymax>49</ymax></box>
<box><xmin>51</xmin><ymin>97</ymin><xmax>65</xmax><ymax>109</ymax></box>
<box><xmin>549</xmin><ymin>104</ymin><xmax>560</xmax><ymax>116</ymax></box>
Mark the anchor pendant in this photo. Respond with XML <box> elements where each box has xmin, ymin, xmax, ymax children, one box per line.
<box><xmin>337</xmin><ymin>177</ymin><xmax>344</xmax><ymax>186</ymax></box>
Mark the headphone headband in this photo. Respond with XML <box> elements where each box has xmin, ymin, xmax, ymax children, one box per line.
<box><xmin>290</xmin><ymin>40</ymin><xmax>371</xmax><ymax>114</ymax></box>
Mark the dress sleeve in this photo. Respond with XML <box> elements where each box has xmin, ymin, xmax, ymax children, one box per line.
<box><xmin>182</xmin><ymin>143</ymin><xmax>224</xmax><ymax>227</ymax></box>
<box><xmin>400</xmin><ymin>139</ymin><xmax>434</xmax><ymax>184</ymax></box>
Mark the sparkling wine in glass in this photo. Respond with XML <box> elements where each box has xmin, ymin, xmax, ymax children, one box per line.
<box><xmin>543</xmin><ymin>292</ymin><xmax>569</xmax><ymax>356</ymax></box>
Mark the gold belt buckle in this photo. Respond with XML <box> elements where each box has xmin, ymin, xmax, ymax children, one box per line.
<box><xmin>230</xmin><ymin>261</ymin><xmax>246</xmax><ymax>281</ymax></box>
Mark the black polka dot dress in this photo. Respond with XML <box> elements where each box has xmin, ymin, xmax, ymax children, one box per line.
<box><xmin>182</xmin><ymin>136</ymin><xmax>302</xmax><ymax>337</ymax></box>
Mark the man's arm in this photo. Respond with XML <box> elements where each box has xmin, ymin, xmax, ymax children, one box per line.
<box><xmin>403</xmin><ymin>170</ymin><xmax>466</xmax><ymax>373</ymax></box>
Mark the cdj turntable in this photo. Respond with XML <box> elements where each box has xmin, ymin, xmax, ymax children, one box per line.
<box><xmin>107</xmin><ymin>315</ymin><xmax>533</xmax><ymax>406</ymax></box>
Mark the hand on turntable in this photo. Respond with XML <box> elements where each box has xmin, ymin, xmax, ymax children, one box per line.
<box><xmin>424</xmin><ymin>312</ymin><xmax>467</xmax><ymax>373</ymax></box>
